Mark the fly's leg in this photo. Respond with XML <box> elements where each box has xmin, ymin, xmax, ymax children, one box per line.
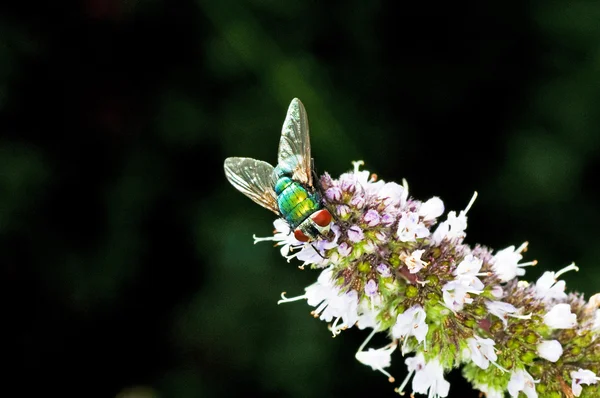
<box><xmin>311</xmin><ymin>242</ymin><xmax>326</xmax><ymax>259</ymax></box>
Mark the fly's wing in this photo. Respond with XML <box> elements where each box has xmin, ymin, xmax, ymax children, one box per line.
<box><xmin>277</xmin><ymin>98</ymin><xmax>313</xmax><ymax>186</ymax></box>
<box><xmin>224</xmin><ymin>157</ymin><xmax>280</xmax><ymax>215</ymax></box>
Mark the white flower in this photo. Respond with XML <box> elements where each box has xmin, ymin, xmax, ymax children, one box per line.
<box><xmin>535</xmin><ymin>272</ymin><xmax>567</xmax><ymax>302</ymax></box>
<box><xmin>349</xmin><ymin>161</ymin><xmax>390</xmax><ymax>199</ymax></box>
<box><xmin>397</xmin><ymin>212</ymin><xmax>430</xmax><ymax>242</ymax></box>
<box><xmin>543</xmin><ymin>303</ymin><xmax>577</xmax><ymax>329</ymax></box>
<box><xmin>453</xmin><ymin>254</ymin><xmax>485</xmax><ymax>291</ymax></box>
<box><xmin>491</xmin><ymin>242</ymin><xmax>537</xmax><ymax>282</ymax></box>
<box><xmin>402</xmin><ymin>354</ymin><xmax>450</xmax><ymax>398</ymax></box>
<box><xmin>404</xmin><ymin>352</ymin><xmax>425</xmax><ymax>374</ymax></box>
<box><xmin>396</xmin><ymin>353</ymin><xmax>424</xmax><ymax>396</ymax></box>
<box><xmin>356</xmin><ymin>302</ymin><xmax>380</xmax><ymax>330</ymax></box>
<box><xmin>442</xmin><ymin>281</ymin><xmax>471</xmax><ymax>311</ymax></box>
<box><xmin>296</xmin><ymin>245</ymin><xmax>327</xmax><ymax>267</ymax></box>
<box><xmin>442</xmin><ymin>279</ymin><xmax>483</xmax><ymax>312</ymax></box>
<box><xmin>455</xmin><ymin>254</ymin><xmax>483</xmax><ymax>277</ymax></box>
<box><xmin>508</xmin><ymin>369</ymin><xmax>538</xmax><ymax>398</ymax></box>
<box><xmin>486</xmin><ymin>300</ymin><xmax>531</xmax><ymax>328</ymax></box>
<box><xmin>347</xmin><ymin>225</ymin><xmax>364</xmax><ymax>243</ymax></box>
<box><xmin>355</xmin><ymin>343</ymin><xmax>397</xmax><ymax>381</ymax></box>
<box><xmin>491</xmin><ymin>285</ymin><xmax>504</xmax><ymax>298</ymax></box>
<box><xmin>377</xmin><ymin>181</ymin><xmax>409</xmax><ymax>210</ymax></box>
<box><xmin>419</xmin><ymin>197</ymin><xmax>444</xmax><ymax>222</ymax></box>
<box><xmin>375</xmin><ymin>230</ymin><xmax>388</xmax><ymax>243</ymax></box>
<box><xmin>363</xmin><ymin>209</ymin><xmax>381</xmax><ymax>227</ymax></box>
<box><xmin>403</xmin><ymin>249</ymin><xmax>428</xmax><ymax>274</ymax></box>
<box><xmin>534</xmin><ymin>263</ymin><xmax>578</xmax><ymax>302</ymax></box>
<box><xmin>338</xmin><ymin>242</ymin><xmax>351</xmax><ymax>257</ymax></box>
<box><xmin>376</xmin><ymin>263</ymin><xmax>391</xmax><ymax>277</ymax></box>
<box><xmin>537</xmin><ymin>340</ymin><xmax>563</xmax><ymax>362</ymax></box>
<box><xmin>253</xmin><ymin>219</ymin><xmax>304</xmax><ymax>260</ymax></box>
<box><xmin>304</xmin><ymin>267</ymin><xmax>359</xmax><ymax>335</ymax></box>
<box><xmin>570</xmin><ymin>369</ymin><xmax>600</xmax><ymax>397</ymax></box>
<box><xmin>486</xmin><ymin>300</ymin><xmax>516</xmax><ymax>323</ymax></box>
<box><xmin>351</xmin><ymin>160</ymin><xmax>373</xmax><ymax>183</ymax></box>
<box><xmin>364</xmin><ymin>279</ymin><xmax>378</xmax><ymax>297</ymax></box>
<box><xmin>329</xmin><ymin>291</ymin><xmax>359</xmax><ymax>335</ymax></box>
<box><xmin>302</xmin><ymin>267</ymin><xmax>336</xmax><ymax>307</ymax></box>
<box><xmin>431</xmin><ymin>192</ymin><xmax>477</xmax><ymax>244</ymax></box>
<box><xmin>466</xmin><ymin>336</ymin><xmax>497</xmax><ymax>370</ymax></box>
<box><xmin>589</xmin><ymin>293</ymin><xmax>600</xmax><ymax>308</ymax></box>
<box><xmin>441</xmin><ymin>256</ymin><xmax>487</xmax><ymax>312</ymax></box>
<box><xmin>392</xmin><ymin>305</ymin><xmax>428</xmax><ymax>352</ymax></box>
<box><xmin>594</xmin><ymin>309</ymin><xmax>600</xmax><ymax>331</ymax></box>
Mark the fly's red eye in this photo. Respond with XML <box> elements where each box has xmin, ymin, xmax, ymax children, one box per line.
<box><xmin>294</xmin><ymin>229</ymin><xmax>310</xmax><ymax>242</ymax></box>
<box><xmin>311</xmin><ymin>209</ymin><xmax>332</xmax><ymax>227</ymax></box>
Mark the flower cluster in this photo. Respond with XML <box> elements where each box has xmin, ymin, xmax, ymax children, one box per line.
<box><xmin>255</xmin><ymin>161</ymin><xmax>600</xmax><ymax>398</ymax></box>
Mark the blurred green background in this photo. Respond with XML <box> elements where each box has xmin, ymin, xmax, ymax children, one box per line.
<box><xmin>2</xmin><ymin>0</ymin><xmax>599</xmax><ymax>397</ymax></box>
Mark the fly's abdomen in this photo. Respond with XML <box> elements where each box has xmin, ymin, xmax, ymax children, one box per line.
<box><xmin>275</xmin><ymin>177</ymin><xmax>320</xmax><ymax>228</ymax></box>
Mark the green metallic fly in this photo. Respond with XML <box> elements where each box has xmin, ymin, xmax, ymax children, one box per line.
<box><xmin>224</xmin><ymin>98</ymin><xmax>333</xmax><ymax>242</ymax></box>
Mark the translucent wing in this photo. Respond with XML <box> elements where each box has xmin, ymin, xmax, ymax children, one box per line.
<box><xmin>224</xmin><ymin>157</ymin><xmax>280</xmax><ymax>215</ymax></box>
<box><xmin>277</xmin><ymin>98</ymin><xmax>313</xmax><ymax>186</ymax></box>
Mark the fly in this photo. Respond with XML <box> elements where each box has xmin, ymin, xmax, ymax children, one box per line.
<box><xmin>224</xmin><ymin>98</ymin><xmax>333</xmax><ymax>242</ymax></box>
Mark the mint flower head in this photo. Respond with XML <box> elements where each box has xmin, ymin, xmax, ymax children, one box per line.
<box><xmin>254</xmin><ymin>160</ymin><xmax>600</xmax><ymax>398</ymax></box>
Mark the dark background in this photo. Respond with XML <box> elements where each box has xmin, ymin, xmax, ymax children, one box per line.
<box><xmin>2</xmin><ymin>0</ymin><xmax>599</xmax><ymax>397</ymax></box>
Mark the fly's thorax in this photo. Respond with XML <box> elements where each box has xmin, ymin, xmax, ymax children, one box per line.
<box><xmin>274</xmin><ymin>176</ymin><xmax>293</xmax><ymax>195</ymax></box>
